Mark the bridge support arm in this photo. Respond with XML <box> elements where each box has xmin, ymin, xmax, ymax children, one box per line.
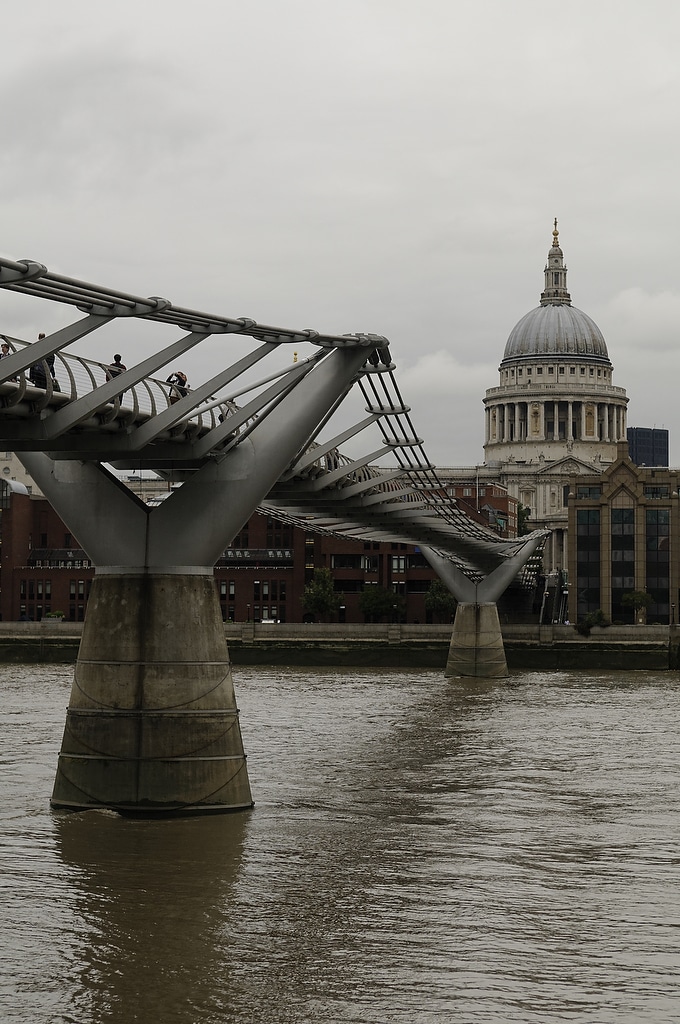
<box><xmin>17</xmin><ymin>453</ymin><xmax>150</xmax><ymax>566</ymax></box>
<box><xmin>146</xmin><ymin>344</ymin><xmax>372</xmax><ymax>566</ymax></box>
<box><xmin>421</xmin><ymin>535</ymin><xmax>546</xmax><ymax>679</ymax></box>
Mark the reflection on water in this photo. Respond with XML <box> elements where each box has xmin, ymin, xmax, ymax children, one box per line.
<box><xmin>54</xmin><ymin>812</ymin><xmax>248</xmax><ymax>1024</ymax></box>
<box><xmin>1</xmin><ymin>665</ymin><xmax>680</xmax><ymax>1023</ymax></box>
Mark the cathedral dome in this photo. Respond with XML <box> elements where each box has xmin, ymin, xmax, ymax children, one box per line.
<box><xmin>500</xmin><ymin>220</ymin><xmax>611</xmax><ymax>367</ymax></box>
<box><xmin>502</xmin><ymin>303</ymin><xmax>610</xmax><ymax>363</ymax></box>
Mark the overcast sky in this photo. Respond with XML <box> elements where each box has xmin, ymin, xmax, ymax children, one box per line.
<box><xmin>2</xmin><ymin>0</ymin><xmax>680</xmax><ymax>466</ymax></box>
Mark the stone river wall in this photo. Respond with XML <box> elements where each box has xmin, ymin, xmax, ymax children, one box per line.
<box><xmin>0</xmin><ymin>621</ymin><xmax>679</xmax><ymax>671</ymax></box>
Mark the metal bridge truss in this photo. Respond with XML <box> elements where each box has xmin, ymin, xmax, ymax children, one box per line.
<box><xmin>0</xmin><ymin>254</ymin><xmax>545</xmax><ymax>584</ymax></box>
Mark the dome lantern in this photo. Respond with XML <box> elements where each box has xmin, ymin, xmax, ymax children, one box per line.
<box><xmin>500</xmin><ymin>221</ymin><xmax>611</xmax><ymax>366</ymax></box>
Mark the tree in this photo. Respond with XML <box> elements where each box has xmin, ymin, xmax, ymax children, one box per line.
<box><xmin>517</xmin><ymin>502</ymin><xmax>532</xmax><ymax>536</ymax></box>
<box><xmin>424</xmin><ymin>579</ymin><xmax>457</xmax><ymax>623</ymax></box>
<box><xmin>301</xmin><ymin>568</ymin><xmax>343</xmax><ymax>622</ymax></box>
<box><xmin>621</xmin><ymin>589</ymin><xmax>653</xmax><ymax>624</ymax></box>
<box><xmin>359</xmin><ymin>586</ymin><xmax>406</xmax><ymax>623</ymax></box>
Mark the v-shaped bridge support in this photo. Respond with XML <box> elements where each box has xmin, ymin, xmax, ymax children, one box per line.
<box><xmin>422</xmin><ymin>534</ymin><xmax>545</xmax><ymax>678</ymax></box>
<box><xmin>20</xmin><ymin>345</ymin><xmax>371</xmax><ymax>816</ymax></box>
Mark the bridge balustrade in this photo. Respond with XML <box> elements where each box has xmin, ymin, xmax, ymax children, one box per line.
<box><xmin>0</xmin><ymin>336</ymin><xmax>238</xmax><ymax>436</ymax></box>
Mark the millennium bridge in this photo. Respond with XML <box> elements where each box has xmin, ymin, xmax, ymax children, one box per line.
<box><xmin>0</xmin><ymin>254</ymin><xmax>546</xmax><ymax>815</ymax></box>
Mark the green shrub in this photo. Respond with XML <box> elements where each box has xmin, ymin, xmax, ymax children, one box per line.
<box><xmin>574</xmin><ymin>610</ymin><xmax>610</xmax><ymax>636</ymax></box>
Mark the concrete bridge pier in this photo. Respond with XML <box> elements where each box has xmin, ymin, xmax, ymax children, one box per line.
<box><xmin>51</xmin><ymin>570</ymin><xmax>252</xmax><ymax>815</ymax></box>
<box><xmin>444</xmin><ymin>602</ymin><xmax>507</xmax><ymax>678</ymax></box>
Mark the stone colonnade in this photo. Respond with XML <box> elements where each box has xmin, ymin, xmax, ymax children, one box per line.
<box><xmin>485</xmin><ymin>397</ymin><xmax>627</xmax><ymax>445</ymax></box>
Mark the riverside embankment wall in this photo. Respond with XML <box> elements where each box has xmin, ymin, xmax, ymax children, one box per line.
<box><xmin>1</xmin><ymin>621</ymin><xmax>679</xmax><ymax>670</ymax></box>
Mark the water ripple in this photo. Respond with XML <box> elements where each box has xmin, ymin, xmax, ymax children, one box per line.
<box><xmin>1</xmin><ymin>665</ymin><xmax>680</xmax><ymax>1022</ymax></box>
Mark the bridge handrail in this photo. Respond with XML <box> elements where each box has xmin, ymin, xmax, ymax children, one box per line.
<box><xmin>0</xmin><ymin>255</ymin><xmax>388</xmax><ymax>351</ymax></box>
<box><xmin>0</xmin><ymin>334</ymin><xmax>242</xmax><ymax>437</ymax></box>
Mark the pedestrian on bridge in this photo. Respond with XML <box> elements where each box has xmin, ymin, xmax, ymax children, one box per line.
<box><xmin>29</xmin><ymin>334</ymin><xmax>60</xmax><ymax>391</ymax></box>
<box><xmin>45</xmin><ymin>353</ymin><xmax>60</xmax><ymax>392</ymax></box>
<box><xmin>0</xmin><ymin>340</ymin><xmax>18</xmax><ymax>382</ymax></box>
<box><xmin>105</xmin><ymin>354</ymin><xmax>126</xmax><ymax>381</ymax></box>
<box><xmin>167</xmin><ymin>370</ymin><xmax>189</xmax><ymax>404</ymax></box>
<box><xmin>29</xmin><ymin>360</ymin><xmax>47</xmax><ymax>388</ymax></box>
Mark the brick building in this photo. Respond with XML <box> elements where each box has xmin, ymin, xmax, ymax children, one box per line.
<box><xmin>0</xmin><ymin>479</ymin><xmax>443</xmax><ymax>624</ymax></box>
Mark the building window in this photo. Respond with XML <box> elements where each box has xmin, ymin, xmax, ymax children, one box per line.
<box><xmin>331</xmin><ymin>554</ymin><xmax>362</xmax><ymax>569</ymax></box>
<box><xmin>576</xmin><ymin>509</ymin><xmax>601</xmax><ymax>617</ymax></box>
<box><xmin>611</xmin><ymin>509</ymin><xmax>635</xmax><ymax>622</ymax></box>
<box><xmin>646</xmin><ymin>509</ymin><xmax>670</xmax><ymax>622</ymax></box>
<box><xmin>577</xmin><ymin>486</ymin><xmax>601</xmax><ymax>499</ymax></box>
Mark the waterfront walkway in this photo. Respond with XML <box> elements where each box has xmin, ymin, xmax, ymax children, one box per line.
<box><xmin>1</xmin><ymin>621</ymin><xmax>678</xmax><ymax>670</ymax></box>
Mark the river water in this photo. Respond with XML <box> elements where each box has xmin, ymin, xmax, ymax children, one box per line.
<box><xmin>1</xmin><ymin>665</ymin><xmax>680</xmax><ymax>1024</ymax></box>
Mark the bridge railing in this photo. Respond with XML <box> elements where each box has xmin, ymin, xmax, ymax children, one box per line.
<box><xmin>0</xmin><ymin>335</ymin><xmax>239</xmax><ymax>435</ymax></box>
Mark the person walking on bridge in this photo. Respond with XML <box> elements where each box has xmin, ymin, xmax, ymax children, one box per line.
<box><xmin>28</xmin><ymin>333</ymin><xmax>50</xmax><ymax>388</ymax></box>
<box><xmin>105</xmin><ymin>354</ymin><xmax>126</xmax><ymax>381</ymax></box>
<box><xmin>167</xmin><ymin>370</ymin><xmax>189</xmax><ymax>404</ymax></box>
<box><xmin>0</xmin><ymin>340</ymin><xmax>18</xmax><ymax>382</ymax></box>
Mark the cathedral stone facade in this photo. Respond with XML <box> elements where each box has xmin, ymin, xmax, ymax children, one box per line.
<box><xmin>480</xmin><ymin>222</ymin><xmax>629</xmax><ymax>572</ymax></box>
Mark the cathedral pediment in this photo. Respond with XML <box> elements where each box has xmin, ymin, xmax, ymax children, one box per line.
<box><xmin>534</xmin><ymin>456</ymin><xmax>600</xmax><ymax>476</ymax></box>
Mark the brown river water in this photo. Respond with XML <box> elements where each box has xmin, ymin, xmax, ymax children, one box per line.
<box><xmin>1</xmin><ymin>664</ymin><xmax>680</xmax><ymax>1023</ymax></box>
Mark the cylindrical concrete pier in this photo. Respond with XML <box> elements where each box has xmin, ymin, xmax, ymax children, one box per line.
<box><xmin>51</xmin><ymin>572</ymin><xmax>253</xmax><ymax>816</ymax></box>
<box><xmin>445</xmin><ymin>602</ymin><xmax>508</xmax><ymax>678</ymax></box>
